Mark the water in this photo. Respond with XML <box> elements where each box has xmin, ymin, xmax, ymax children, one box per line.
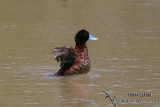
<box><xmin>0</xmin><ymin>0</ymin><xmax>160</xmax><ymax>107</ymax></box>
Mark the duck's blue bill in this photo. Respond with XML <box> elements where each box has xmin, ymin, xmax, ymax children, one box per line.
<box><xmin>89</xmin><ymin>34</ymin><xmax>98</xmax><ymax>40</ymax></box>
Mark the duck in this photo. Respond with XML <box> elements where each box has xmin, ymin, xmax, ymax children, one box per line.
<box><xmin>52</xmin><ymin>29</ymin><xmax>98</xmax><ymax>76</ymax></box>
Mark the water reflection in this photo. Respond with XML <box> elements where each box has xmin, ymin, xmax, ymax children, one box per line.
<box><xmin>55</xmin><ymin>75</ymin><xmax>90</xmax><ymax>106</ymax></box>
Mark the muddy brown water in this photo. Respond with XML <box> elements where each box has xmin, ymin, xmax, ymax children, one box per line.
<box><xmin>0</xmin><ymin>0</ymin><xmax>160</xmax><ymax>107</ymax></box>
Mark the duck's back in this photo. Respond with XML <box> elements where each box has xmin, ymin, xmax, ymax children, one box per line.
<box><xmin>52</xmin><ymin>44</ymin><xmax>91</xmax><ymax>76</ymax></box>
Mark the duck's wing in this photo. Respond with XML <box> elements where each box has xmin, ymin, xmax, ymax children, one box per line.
<box><xmin>52</xmin><ymin>46</ymin><xmax>77</xmax><ymax>64</ymax></box>
<box><xmin>52</xmin><ymin>47</ymin><xmax>77</xmax><ymax>76</ymax></box>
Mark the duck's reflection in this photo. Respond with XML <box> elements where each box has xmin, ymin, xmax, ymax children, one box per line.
<box><xmin>58</xmin><ymin>74</ymin><xmax>90</xmax><ymax>106</ymax></box>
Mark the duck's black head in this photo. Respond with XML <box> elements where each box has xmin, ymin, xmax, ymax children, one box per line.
<box><xmin>75</xmin><ymin>29</ymin><xmax>98</xmax><ymax>45</ymax></box>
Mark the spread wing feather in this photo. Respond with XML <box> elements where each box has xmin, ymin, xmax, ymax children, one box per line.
<box><xmin>52</xmin><ymin>47</ymin><xmax>77</xmax><ymax>76</ymax></box>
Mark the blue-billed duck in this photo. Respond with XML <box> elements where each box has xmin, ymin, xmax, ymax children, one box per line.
<box><xmin>52</xmin><ymin>29</ymin><xmax>98</xmax><ymax>76</ymax></box>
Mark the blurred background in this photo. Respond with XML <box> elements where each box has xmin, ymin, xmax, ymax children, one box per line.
<box><xmin>0</xmin><ymin>0</ymin><xmax>160</xmax><ymax>107</ymax></box>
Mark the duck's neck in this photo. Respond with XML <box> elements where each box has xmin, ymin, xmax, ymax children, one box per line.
<box><xmin>75</xmin><ymin>43</ymin><xmax>89</xmax><ymax>59</ymax></box>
